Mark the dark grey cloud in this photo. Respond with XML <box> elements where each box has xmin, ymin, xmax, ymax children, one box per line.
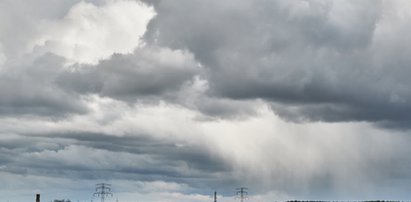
<box><xmin>0</xmin><ymin>131</ymin><xmax>232</xmax><ymax>192</ymax></box>
<box><xmin>0</xmin><ymin>45</ymin><xmax>199</xmax><ymax>117</ymax></box>
<box><xmin>57</xmin><ymin>46</ymin><xmax>200</xmax><ymax>102</ymax></box>
<box><xmin>0</xmin><ymin>53</ymin><xmax>86</xmax><ymax>117</ymax></box>
<box><xmin>142</xmin><ymin>0</ymin><xmax>411</xmax><ymax>127</ymax></box>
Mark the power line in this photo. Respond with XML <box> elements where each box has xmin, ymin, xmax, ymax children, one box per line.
<box><xmin>93</xmin><ymin>183</ymin><xmax>113</xmax><ymax>202</ymax></box>
<box><xmin>235</xmin><ymin>187</ymin><xmax>248</xmax><ymax>202</ymax></box>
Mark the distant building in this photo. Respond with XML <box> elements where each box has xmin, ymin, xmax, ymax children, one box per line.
<box><xmin>53</xmin><ymin>199</ymin><xmax>71</xmax><ymax>202</ymax></box>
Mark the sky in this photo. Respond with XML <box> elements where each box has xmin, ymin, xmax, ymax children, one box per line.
<box><xmin>1</xmin><ymin>0</ymin><xmax>411</xmax><ymax>201</ymax></box>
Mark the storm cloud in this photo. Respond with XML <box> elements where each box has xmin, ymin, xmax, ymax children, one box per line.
<box><xmin>144</xmin><ymin>0</ymin><xmax>411</xmax><ymax>126</ymax></box>
<box><xmin>2</xmin><ymin>0</ymin><xmax>411</xmax><ymax>202</ymax></box>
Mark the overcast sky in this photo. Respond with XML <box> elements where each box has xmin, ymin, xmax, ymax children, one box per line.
<box><xmin>1</xmin><ymin>0</ymin><xmax>411</xmax><ymax>201</ymax></box>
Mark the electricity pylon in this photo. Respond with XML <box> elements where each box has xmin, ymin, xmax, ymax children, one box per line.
<box><xmin>94</xmin><ymin>183</ymin><xmax>113</xmax><ymax>202</ymax></box>
<box><xmin>235</xmin><ymin>187</ymin><xmax>248</xmax><ymax>202</ymax></box>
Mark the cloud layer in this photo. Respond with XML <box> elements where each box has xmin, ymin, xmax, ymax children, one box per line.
<box><xmin>1</xmin><ymin>0</ymin><xmax>411</xmax><ymax>202</ymax></box>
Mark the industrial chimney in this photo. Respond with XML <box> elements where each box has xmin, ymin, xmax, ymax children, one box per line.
<box><xmin>36</xmin><ymin>194</ymin><xmax>40</xmax><ymax>202</ymax></box>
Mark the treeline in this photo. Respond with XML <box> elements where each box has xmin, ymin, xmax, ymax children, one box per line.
<box><xmin>286</xmin><ymin>200</ymin><xmax>404</xmax><ymax>202</ymax></box>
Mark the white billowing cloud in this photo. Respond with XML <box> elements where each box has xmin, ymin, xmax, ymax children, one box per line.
<box><xmin>33</xmin><ymin>0</ymin><xmax>155</xmax><ymax>64</ymax></box>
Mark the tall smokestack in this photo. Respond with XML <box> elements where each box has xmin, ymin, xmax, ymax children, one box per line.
<box><xmin>36</xmin><ymin>194</ymin><xmax>40</xmax><ymax>202</ymax></box>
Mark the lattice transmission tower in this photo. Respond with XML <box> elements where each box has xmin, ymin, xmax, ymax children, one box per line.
<box><xmin>93</xmin><ymin>183</ymin><xmax>113</xmax><ymax>202</ymax></box>
<box><xmin>235</xmin><ymin>187</ymin><xmax>248</xmax><ymax>202</ymax></box>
